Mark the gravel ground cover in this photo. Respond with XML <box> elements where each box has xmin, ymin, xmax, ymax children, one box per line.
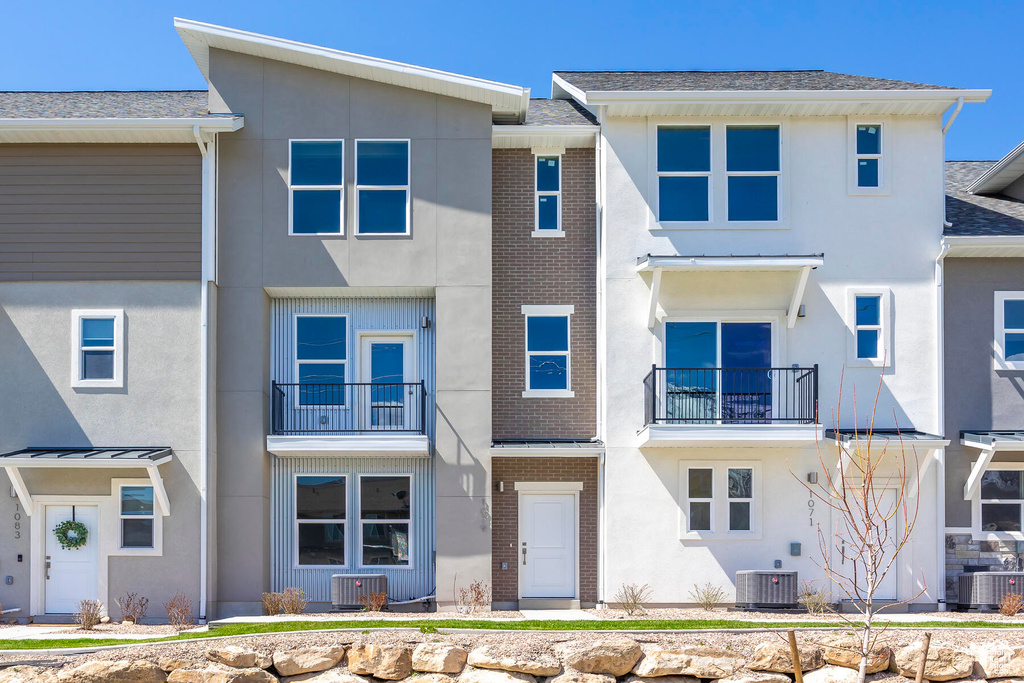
<box><xmin>588</xmin><ymin>607</ymin><xmax>1024</xmax><ymax>623</ymax></box>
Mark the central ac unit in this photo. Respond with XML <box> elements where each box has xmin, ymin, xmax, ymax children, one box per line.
<box><xmin>957</xmin><ymin>571</ymin><xmax>1024</xmax><ymax>610</ymax></box>
<box><xmin>331</xmin><ymin>574</ymin><xmax>388</xmax><ymax>610</ymax></box>
<box><xmin>735</xmin><ymin>570</ymin><xmax>799</xmax><ymax>609</ymax></box>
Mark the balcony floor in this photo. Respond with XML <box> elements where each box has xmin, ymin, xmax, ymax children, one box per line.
<box><xmin>266</xmin><ymin>434</ymin><xmax>431</xmax><ymax>457</ymax></box>
<box><xmin>640</xmin><ymin>423</ymin><xmax>823</xmax><ymax>448</ymax></box>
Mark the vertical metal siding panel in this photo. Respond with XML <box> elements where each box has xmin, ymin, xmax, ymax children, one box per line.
<box><xmin>269</xmin><ymin>297</ymin><xmax>436</xmax><ymax>602</ymax></box>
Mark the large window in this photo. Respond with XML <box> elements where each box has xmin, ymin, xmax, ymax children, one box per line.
<box><xmin>289</xmin><ymin>140</ymin><xmax>344</xmax><ymax>235</ymax></box>
<box><xmin>681</xmin><ymin>462</ymin><xmax>759</xmax><ymax>538</ymax></box>
<box><xmin>71</xmin><ymin>309</ymin><xmax>124</xmax><ymax>388</ymax></box>
<box><xmin>522</xmin><ymin>305</ymin><xmax>574</xmax><ymax>397</ymax></box>
<box><xmin>981</xmin><ymin>470</ymin><xmax>1024</xmax><ymax>533</ymax></box>
<box><xmin>356</xmin><ymin>140</ymin><xmax>410</xmax><ymax>235</ymax></box>
<box><xmin>995</xmin><ymin>292</ymin><xmax>1024</xmax><ymax>370</ymax></box>
<box><xmin>657</xmin><ymin>126</ymin><xmax>711</xmax><ymax>222</ymax></box>
<box><xmin>295</xmin><ymin>316</ymin><xmax>347</xmax><ymax>406</ymax></box>
<box><xmin>296</xmin><ymin>475</ymin><xmax>347</xmax><ymax>566</ymax></box>
<box><xmin>120</xmin><ymin>485</ymin><xmax>154</xmax><ymax>549</ymax></box>
<box><xmin>855</xmin><ymin>124</ymin><xmax>882</xmax><ymax>188</ymax></box>
<box><xmin>535</xmin><ymin>155</ymin><xmax>562</xmax><ymax>234</ymax></box>
<box><xmin>360</xmin><ymin>475</ymin><xmax>411</xmax><ymax>567</ymax></box>
<box><xmin>726</xmin><ymin>126</ymin><xmax>780</xmax><ymax>221</ymax></box>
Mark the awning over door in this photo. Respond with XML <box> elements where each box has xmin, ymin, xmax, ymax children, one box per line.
<box><xmin>961</xmin><ymin>432</ymin><xmax>1024</xmax><ymax>500</ymax></box>
<box><xmin>826</xmin><ymin>429</ymin><xmax>948</xmax><ymax>498</ymax></box>
<box><xmin>0</xmin><ymin>447</ymin><xmax>172</xmax><ymax>517</ymax></box>
<box><xmin>636</xmin><ymin>253</ymin><xmax>824</xmax><ymax>329</ymax></box>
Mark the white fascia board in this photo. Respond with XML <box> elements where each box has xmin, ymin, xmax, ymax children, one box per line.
<box><xmin>492</xmin><ymin>125</ymin><xmax>599</xmax><ymax>147</ymax></box>
<box><xmin>0</xmin><ymin>456</ymin><xmax>173</xmax><ymax>469</ymax></box>
<box><xmin>641</xmin><ymin>424</ymin><xmax>823</xmax><ymax>448</ymax></box>
<box><xmin>577</xmin><ymin>88</ymin><xmax>992</xmax><ymax>106</ymax></box>
<box><xmin>942</xmin><ymin>235</ymin><xmax>1024</xmax><ymax>258</ymax></box>
<box><xmin>551</xmin><ymin>74</ymin><xmax>590</xmax><ymax>104</ymax></box>
<box><xmin>175</xmin><ymin>18</ymin><xmax>529</xmax><ymax>121</ymax></box>
<box><xmin>968</xmin><ymin>140</ymin><xmax>1024</xmax><ymax>194</ymax></box>
<box><xmin>266</xmin><ymin>435</ymin><xmax>431</xmax><ymax>456</ymax></box>
<box><xmin>0</xmin><ymin>117</ymin><xmax>242</xmax><ymax>133</ymax></box>
<box><xmin>833</xmin><ymin>436</ymin><xmax>951</xmax><ymax>450</ymax></box>
<box><xmin>490</xmin><ymin>446</ymin><xmax>603</xmax><ymax>457</ymax></box>
<box><xmin>637</xmin><ymin>255</ymin><xmax>824</xmax><ymax>272</ymax></box>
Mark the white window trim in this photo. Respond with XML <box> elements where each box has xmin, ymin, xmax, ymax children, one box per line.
<box><xmin>288</xmin><ymin>139</ymin><xmax>345</xmax><ymax>236</ymax></box>
<box><xmin>846</xmin><ymin>288</ymin><xmax>892</xmax><ymax>368</ymax></box>
<box><xmin>533</xmin><ymin>150</ymin><xmax>564</xmax><ymax>237</ymax></box>
<box><xmin>972</xmin><ymin>462</ymin><xmax>1024</xmax><ymax>541</ymax></box>
<box><xmin>294</xmin><ymin>473</ymin><xmax>349</xmax><ymax>570</ymax></box>
<box><xmin>679</xmin><ymin>460</ymin><xmax>762</xmax><ymax>540</ymax></box>
<box><xmin>654</xmin><ymin>124</ymin><xmax>713</xmax><ymax>224</ymax></box>
<box><xmin>521</xmin><ymin>304</ymin><xmax>575</xmax><ymax>398</ymax></box>
<box><xmin>294</xmin><ymin>314</ymin><xmax>349</xmax><ymax>410</ymax></box>
<box><xmin>357</xmin><ymin>474</ymin><xmax>414</xmax><ymax>570</ymax></box>
<box><xmin>111</xmin><ymin>479</ymin><xmax>162</xmax><ymax>557</ymax></box>
<box><xmin>847</xmin><ymin>119</ymin><xmax>891</xmax><ymax>196</ymax></box>
<box><xmin>727</xmin><ymin>466</ymin><xmax>755</xmax><ymax>533</ymax></box>
<box><xmin>994</xmin><ymin>291</ymin><xmax>1024</xmax><ymax>370</ymax></box>
<box><xmin>71</xmin><ymin>309</ymin><xmax>124</xmax><ymax>389</ymax></box>
<box><xmin>724</xmin><ymin>124</ymin><xmax>782</xmax><ymax>223</ymax></box>
<box><xmin>354</xmin><ymin>139</ymin><xmax>411</xmax><ymax>236</ymax></box>
<box><xmin>648</xmin><ymin>119</ymin><xmax>788</xmax><ymax>231</ymax></box>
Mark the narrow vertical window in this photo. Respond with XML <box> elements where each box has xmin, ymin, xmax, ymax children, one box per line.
<box><xmin>356</xmin><ymin>140</ymin><xmax>410</xmax><ymax>235</ymax></box>
<box><xmin>296</xmin><ymin>475</ymin><xmax>347</xmax><ymax>566</ymax></box>
<box><xmin>535</xmin><ymin>155</ymin><xmax>561</xmax><ymax>232</ymax></box>
<box><xmin>522</xmin><ymin>305</ymin><xmax>574</xmax><ymax>396</ymax></box>
<box><xmin>728</xmin><ymin>468</ymin><xmax>753</xmax><ymax>532</ymax></box>
<box><xmin>996</xmin><ymin>293</ymin><xmax>1024</xmax><ymax>370</ymax></box>
<box><xmin>856</xmin><ymin>125</ymin><xmax>882</xmax><ymax>188</ymax></box>
<box><xmin>120</xmin><ymin>485</ymin><xmax>155</xmax><ymax>549</ymax></box>
<box><xmin>72</xmin><ymin>309</ymin><xmax>124</xmax><ymax>388</ymax></box>
<box><xmin>726</xmin><ymin>126</ymin><xmax>780</xmax><ymax>221</ymax></box>
<box><xmin>687</xmin><ymin>468</ymin><xmax>713</xmax><ymax>531</ymax></box>
<box><xmin>289</xmin><ymin>141</ymin><xmax>344</xmax><ymax>235</ymax></box>
<box><xmin>855</xmin><ymin>295</ymin><xmax>882</xmax><ymax>360</ymax></box>
<box><xmin>295</xmin><ymin>316</ymin><xmax>347</xmax><ymax>406</ymax></box>
<box><xmin>360</xmin><ymin>475</ymin><xmax>411</xmax><ymax>566</ymax></box>
<box><xmin>657</xmin><ymin>126</ymin><xmax>711</xmax><ymax>222</ymax></box>
<box><xmin>81</xmin><ymin>318</ymin><xmax>115</xmax><ymax>380</ymax></box>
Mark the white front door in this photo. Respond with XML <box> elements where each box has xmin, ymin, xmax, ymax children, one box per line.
<box><xmin>520</xmin><ymin>493</ymin><xmax>576</xmax><ymax>599</ymax></box>
<box><xmin>359</xmin><ymin>335</ymin><xmax>415</xmax><ymax>430</ymax></box>
<box><xmin>44</xmin><ymin>505</ymin><xmax>99</xmax><ymax>614</ymax></box>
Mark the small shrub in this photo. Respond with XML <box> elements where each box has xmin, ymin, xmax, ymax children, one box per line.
<box><xmin>281</xmin><ymin>587</ymin><xmax>307</xmax><ymax>615</ymax></box>
<box><xmin>164</xmin><ymin>591</ymin><xmax>194</xmax><ymax>631</ymax></box>
<box><xmin>262</xmin><ymin>592</ymin><xmax>284</xmax><ymax>616</ymax></box>
<box><xmin>999</xmin><ymin>592</ymin><xmax>1024</xmax><ymax>616</ymax></box>
<box><xmin>798</xmin><ymin>582</ymin><xmax>832</xmax><ymax>616</ymax></box>
<box><xmin>614</xmin><ymin>582</ymin><xmax>652</xmax><ymax>616</ymax></box>
<box><xmin>75</xmin><ymin>599</ymin><xmax>103</xmax><ymax>630</ymax></box>
<box><xmin>452</xmin><ymin>575</ymin><xmax>490</xmax><ymax>615</ymax></box>
<box><xmin>115</xmin><ymin>592</ymin><xmax>149</xmax><ymax>624</ymax></box>
<box><xmin>689</xmin><ymin>582</ymin><xmax>727</xmax><ymax>610</ymax></box>
<box><xmin>357</xmin><ymin>591</ymin><xmax>389</xmax><ymax>612</ymax></box>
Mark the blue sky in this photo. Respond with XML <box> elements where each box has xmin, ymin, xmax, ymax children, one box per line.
<box><xmin>2</xmin><ymin>1</ymin><xmax>1020</xmax><ymax>160</ymax></box>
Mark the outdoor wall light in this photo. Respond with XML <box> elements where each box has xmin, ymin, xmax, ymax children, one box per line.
<box><xmin>807</xmin><ymin>472</ymin><xmax>818</xmax><ymax>484</ymax></box>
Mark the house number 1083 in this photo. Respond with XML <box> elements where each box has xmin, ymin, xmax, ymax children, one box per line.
<box><xmin>13</xmin><ymin>502</ymin><xmax>21</xmax><ymax>539</ymax></box>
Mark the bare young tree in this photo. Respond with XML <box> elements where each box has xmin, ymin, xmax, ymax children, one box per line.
<box><xmin>791</xmin><ymin>368</ymin><xmax>926</xmax><ymax>683</ymax></box>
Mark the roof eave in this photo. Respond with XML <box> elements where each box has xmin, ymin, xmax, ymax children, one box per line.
<box><xmin>942</xmin><ymin>235</ymin><xmax>1024</xmax><ymax>257</ymax></box>
<box><xmin>574</xmin><ymin>88</ymin><xmax>991</xmax><ymax>105</ymax></box>
<box><xmin>967</xmin><ymin>140</ymin><xmax>1024</xmax><ymax>194</ymax></box>
<box><xmin>0</xmin><ymin>117</ymin><xmax>243</xmax><ymax>132</ymax></box>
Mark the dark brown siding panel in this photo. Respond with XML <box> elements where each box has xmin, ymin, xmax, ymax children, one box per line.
<box><xmin>0</xmin><ymin>144</ymin><xmax>202</xmax><ymax>281</ymax></box>
<box><xmin>492</xmin><ymin>148</ymin><xmax>597</xmax><ymax>440</ymax></box>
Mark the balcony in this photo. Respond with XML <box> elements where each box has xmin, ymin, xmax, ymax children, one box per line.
<box><xmin>267</xmin><ymin>381</ymin><xmax>430</xmax><ymax>456</ymax></box>
<box><xmin>641</xmin><ymin>366</ymin><xmax>820</xmax><ymax>447</ymax></box>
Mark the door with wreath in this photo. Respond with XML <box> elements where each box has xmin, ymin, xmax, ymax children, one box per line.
<box><xmin>44</xmin><ymin>505</ymin><xmax>98</xmax><ymax>614</ymax></box>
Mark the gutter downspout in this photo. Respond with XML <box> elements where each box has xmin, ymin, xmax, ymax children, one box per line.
<box><xmin>594</xmin><ymin>107</ymin><xmax>607</xmax><ymax>606</ymax></box>
<box><xmin>942</xmin><ymin>97</ymin><xmax>964</xmax><ymax>136</ymax></box>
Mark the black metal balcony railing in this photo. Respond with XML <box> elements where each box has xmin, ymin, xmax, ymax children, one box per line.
<box><xmin>271</xmin><ymin>381</ymin><xmax>427</xmax><ymax>435</ymax></box>
<box><xmin>643</xmin><ymin>365</ymin><xmax>818</xmax><ymax>426</ymax></box>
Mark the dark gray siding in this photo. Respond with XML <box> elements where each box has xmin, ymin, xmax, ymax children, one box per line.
<box><xmin>0</xmin><ymin>144</ymin><xmax>201</xmax><ymax>281</ymax></box>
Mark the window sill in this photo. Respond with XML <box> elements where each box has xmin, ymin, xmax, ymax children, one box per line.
<box><xmin>289</xmin><ymin>232</ymin><xmax>345</xmax><ymax>237</ymax></box>
<box><xmin>848</xmin><ymin>187</ymin><xmax>891</xmax><ymax>197</ymax></box>
<box><xmin>112</xmin><ymin>546</ymin><xmax>161</xmax><ymax>557</ymax></box>
<box><xmin>994</xmin><ymin>359</ymin><xmax>1024</xmax><ymax>371</ymax></box>
<box><xmin>680</xmin><ymin>532</ymin><xmax>762</xmax><ymax>541</ymax></box>
<box><xmin>522</xmin><ymin>389</ymin><xmax>575</xmax><ymax>399</ymax></box>
<box><xmin>972</xmin><ymin>531</ymin><xmax>1024</xmax><ymax>543</ymax></box>
<box><xmin>651</xmin><ymin>221</ymin><xmax>789</xmax><ymax>232</ymax></box>
<box><xmin>847</xmin><ymin>359</ymin><xmax>891</xmax><ymax>369</ymax></box>
<box><xmin>531</xmin><ymin>230</ymin><xmax>565</xmax><ymax>238</ymax></box>
<box><xmin>72</xmin><ymin>379</ymin><xmax>124</xmax><ymax>390</ymax></box>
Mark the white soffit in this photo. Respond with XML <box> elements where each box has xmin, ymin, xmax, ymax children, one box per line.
<box><xmin>175</xmin><ymin>18</ymin><xmax>530</xmax><ymax>123</ymax></box>
<box><xmin>492</xmin><ymin>125</ymin><xmax>598</xmax><ymax>149</ymax></box>
<box><xmin>942</xmin><ymin>236</ymin><xmax>1024</xmax><ymax>258</ymax></box>
<box><xmin>968</xmin><ymin>140</ymin><xmax>1024</xmax><ymax>195</ymax></box>
<box><xmin>0</xmin><ymin>117</ymin><xmax>242</xmax><ymax>144</ymax></box>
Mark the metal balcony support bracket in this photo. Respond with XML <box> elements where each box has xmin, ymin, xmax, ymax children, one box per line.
<box><xmin>787</xmin><ymin>265</ymin><xmax>812</xmax><ymax>329</ymax></box>
<box><xmin>4</xmin><ymin>467</ymin><xmax>34</xmax><ymax>516</ymax></box>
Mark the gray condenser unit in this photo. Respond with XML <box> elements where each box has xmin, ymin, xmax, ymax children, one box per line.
<box><xmin>735</xmin><ymin>570</ymin><xmax>799</xmax><ymax>609</ymax></box>
<box><xmin>957</xmin><ymin>571</ymin><xmax>1024</xmax><ymax>610</ymax></box>
<box><xmin>331</xmin><ymin>574</ymin><xmax>388</xmax><ymax>610</ymax></box>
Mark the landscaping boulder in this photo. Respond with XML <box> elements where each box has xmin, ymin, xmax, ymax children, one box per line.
<box><xmin>57</xmin><ymin>660</ymin><xmax>167</xmax><ymax>683</ymax></box>
<box><xmin>272</xmin><ymin>647</ymin><xmax>346</xmax><ymax>677</ymax></box>
<box><xmin>375</xmin><ymin>646</ymin><xmax>413</xmax><ymax>680</ymax></box>
<box><xmin>894</xmin><ymin>643</ymin><xmax>974</xmax><ymax>682</ymax></box>
<box><xmin>555</xmin><ymin>640</ymin><xmax>642</xmax><ymax>676</ymax></box>
<box><xmin>160</xmin><ymin>658</ymin><xmax>195</xmax><ymax>673</ymax></box>
<box><xmin>633</xmin><ymin>646</ymin><xmax>744</xmax><ymax>678</ymax></box>
<box><xmin>749</xmin><ymin>642</ymin><xmax>824</xmax><ymax>674</ymax></box>
<box><xmin>802</xmin><ymin>666</ymin><xmax>858</xmax><ymax>683</ymax></box>
<box><xmin>168</xmin><ymin>666</ymin><xmax>278</xmax><ymax>683</ymax></box>
<box><xmin>546</xmin><ymin>672</ymin><xmax>615</xmax><ymax>683</ymax></box>
<box><xmin>469</xmin><ymin>645</ymin><xmax>561</xmax><ymax>676</ymax></box>
<box><xmin>347</xmin><ymin>644</ymin><xmax>379</xmax><ymax>676</ymax></box>
<box><xmin>414</xmin><ymin>643</ymin><xmax>469</xmax><ymax>673</ymax></box>
<box><xmin>0</xmin><ymin>665</ymin><xmax>58</xmax><ymax>683</ymax></box>
<box><xmin>819</xmin><ymin>636</ymin><xmax>890</xmax><ymax>674</ymax></box>
<box><xmin>281</xmin><ymin>669</ymin><xmax>371</xmax><ymax>683</ymax></box>
<box><xmin>717</xmin><ymin>672</ymin><xmax>791</xmax><ymax>683</ymax></box>
<box><xmin>459</xmin><ymin>670</ymin><xmax>537</xmax><ymax>683</ymax></box>
<box><xmin>209</xmin><ymin>646</ymin><xmax>268</xmax><ymax>669</ymax></box>
<box><xmin>976</xmin><ymin>644</ymin><xmax>1024</xmax><ymax>679</ymax></box>
<box><xmin>622</xmin><ymin>675</ymin><xmax>699</xmax><ymax>683</ymax></box>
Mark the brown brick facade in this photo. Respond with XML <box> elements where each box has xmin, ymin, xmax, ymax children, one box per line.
<box><xmin>492</xmin><ymin>148</ymin><xmax>597</xmax><ymax>440</ymax></box>
<box><xmin>491</xmin><ymin>457</ymin><xmax>599</xmax><ymax>606</ymax></box>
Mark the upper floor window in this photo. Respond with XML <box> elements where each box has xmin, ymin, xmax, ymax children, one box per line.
<box><xmin>72</xmin><ymin>309</ymin><xmax>124</xmax><ymax>389</ymax></box>
<box><xmin>296</xmin><ymin>475</ymin><xmax>347</xmax><ymax>567</ymax></box>
<box><xmin>847</xmin><ymin>289</ymin><xmax>890</xmax><ymax>367</ymax></box>
<box><xmin>295</xmin><ymin>315</ymin><xmax>347</xmax><ymax>406</ymax></box>
<box><xmin>726</xmin><ymin>126</ymin><xmax>780</xmax><ymax>221</ymax></box>
<box><xmin>657</xmin><ymin>126</ymin><xmax>711</xmax><ymax>222</ymax></box>
<box><xmin>535</xmin><ymin>154</ymin><xmax>562</xmax><ymax>234</ymax></box>
<box><xmin>120</xmin><ymin>485</ymin><xmax>155</xmax><ymax>549</ymax></box>
<box><xmin>995</xmin><ymin>292</ymin><xmax>1024</xmax><ymax>370</ymax></box>
<box><xmin>848</xmin><ymin>120</ymin><xmax>890</xmax><ymax>195</ymax></box>
<box><xmin>289</xmin><ymin>141</ymin><xmax>344</xmax><ymax>235</ymax></box>
<box><xmin>855</xmin><ymin>125</ymin><xmax>882</xmax><ymax>188</ymax></box>
<box><xmin>522</xmin><ymin>305</ymin><xmax>574</xmax><ymax>398</ymax></box>
<box><xmin>360</xmin><ymin>475</ymin><xmax>411</xmax><ymax>567</ymax></box>
<box><xmin>356</xmin><ymin>140</ymin><xmax>410</xmax><ymax>235</ymax></box>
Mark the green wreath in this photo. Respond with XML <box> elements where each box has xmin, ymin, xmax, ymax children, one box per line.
<box><xmin>53</xmin><ymin>520</ymin><xmax>89</xmax><ymax>550</ymax></box>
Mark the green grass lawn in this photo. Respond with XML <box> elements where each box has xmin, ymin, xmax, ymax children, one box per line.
<box><xmin>1</xmin><ymin>618</ymin><xmax>1022</xmax><ymax>652</ymax></box>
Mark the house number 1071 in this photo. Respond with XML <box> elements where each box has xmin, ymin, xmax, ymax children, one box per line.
<box><xmin>808</xmin><ymin>491</ymin><xmax>814</xmax><ymax>527</ymax></box>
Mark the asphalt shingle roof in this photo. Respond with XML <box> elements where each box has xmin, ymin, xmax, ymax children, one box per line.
<box><xmin>525</xmin><ymin>98</ymin><xmax>598</xmax><ymax>126</ymax></box>
<box><xmin>945</xmin><ymin>161</ymin><xmax>1024</xmax><ymax>236</ymax></box>
<box><xmin>555</xmin><ymin>70</ymin><xmax>956</xmax><ymax>92</ymax></box>
<box><xmin>0</xmin><ymin>91</ymin><xmax>217</xmax><ymax>118</ymax></box>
